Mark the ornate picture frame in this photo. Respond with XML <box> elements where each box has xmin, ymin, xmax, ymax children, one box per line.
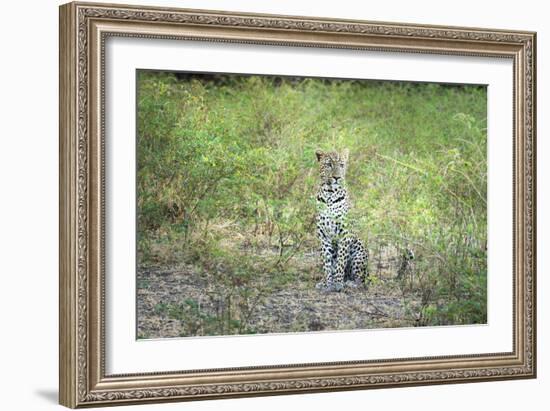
<box><xmin>59</xmin><ymin>1</ymin><xmax>536</xmax><ymax>408</ymax></box>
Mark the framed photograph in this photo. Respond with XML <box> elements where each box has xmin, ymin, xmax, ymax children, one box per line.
<box><xmin>59</xmin><ymin>1</ymin><xmax>536</xmax><ymax>408</ymax></box>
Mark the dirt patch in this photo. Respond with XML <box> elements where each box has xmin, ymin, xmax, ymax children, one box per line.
<box><xmin>137</xmin><ymin>259</ymin><xmax>416</xmax><ymax>339</ymax></box>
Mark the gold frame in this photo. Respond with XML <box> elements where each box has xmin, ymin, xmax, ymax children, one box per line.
<box><xmin>59</xmin><ymin>1</ymin><xmax>537</xmax><ymax>408</ymax></box>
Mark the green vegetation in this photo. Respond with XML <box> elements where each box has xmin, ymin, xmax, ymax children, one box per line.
<box><xmin>136</xmin><ymin>71</ymin><xmax>487</xmax><ymax>336</ymax></box>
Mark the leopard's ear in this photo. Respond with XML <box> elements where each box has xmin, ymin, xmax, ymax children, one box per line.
<box><xmin>341</xmin><ymin>148</ymin><xmax>350</xmax><ymax>162</ymax></box>
<box><xmin>315</xmin><ymin>150</ymin><xmax>324</xmax><ymax>162</ymax></box>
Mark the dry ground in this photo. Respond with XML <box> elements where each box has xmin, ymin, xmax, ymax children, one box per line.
<box><xmin>137</xmin><ymin>248</ymin><xmax>419</xmax><ymax>339</ymax></box>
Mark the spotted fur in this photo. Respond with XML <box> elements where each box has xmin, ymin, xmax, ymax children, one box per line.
<box><xmin>315</xmin><ymin>149</ymin><xmax>368</xmax><ymax>292</ymax></box>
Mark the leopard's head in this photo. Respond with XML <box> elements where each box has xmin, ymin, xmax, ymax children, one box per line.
<box><xmin>315</xmin><ymin>149</ymin><xmax>349</xmax><ymax>186</ymax></box>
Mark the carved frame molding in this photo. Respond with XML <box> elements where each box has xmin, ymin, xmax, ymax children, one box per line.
<box><xmin>59</xmin><ymin>2</ymin><xmax>536</xmax><ymax>408</ymax></box>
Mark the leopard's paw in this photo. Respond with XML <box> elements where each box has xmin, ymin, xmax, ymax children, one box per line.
<box><xmin>315</xmin><ymin>281</ymin><xmax>327</xmax><ymax>290</ymax></box>
<box><xmin>322</xmin><ymin>282</ymin><xmax>343</xmax><ymax>292</ymax></box>
<box><xmin>344</xmin><ymin>280</ymin><xmax>358</xmax><ymax>289</ymax></box>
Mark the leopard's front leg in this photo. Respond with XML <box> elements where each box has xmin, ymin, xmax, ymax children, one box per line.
<box><xmin>316</xmin><ymin>238</ymin><xmax>335</xmax><ymax>290</ymax></box>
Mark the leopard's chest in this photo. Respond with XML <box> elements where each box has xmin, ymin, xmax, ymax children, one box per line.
<box><xmin>316</xmin><ymin>186</ymin><xmax>350</xmax><ymax>237</ymax></box>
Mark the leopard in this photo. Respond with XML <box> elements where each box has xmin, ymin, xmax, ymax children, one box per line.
<box><xmin>314</xmin><ymin>149</ymin><xmax>368</xmax><ymax>292</ymax></box>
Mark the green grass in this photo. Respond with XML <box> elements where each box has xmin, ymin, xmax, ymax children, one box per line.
<box><xmin>136</xmin><ymin>71</ymin><xmax>487</xmax><ymax>329</ymax></box>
